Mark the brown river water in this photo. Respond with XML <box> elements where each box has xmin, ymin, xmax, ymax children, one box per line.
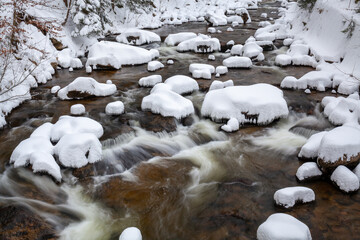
<box><xmin>1</xmin><ymin>1</ymin><xmax>360</xmax><ymax>239</ymax></box>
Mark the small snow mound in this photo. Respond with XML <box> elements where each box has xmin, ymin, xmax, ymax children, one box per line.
<box><xmin>177</xmin><ymin>34</ymin><xmax>220</xmax><ymax>53</ymax></box>
<box><xmin>105</xmin><ymin>101</ymin><xmax>125</xmax><ymax>115</ymax></box>
<box><xmin>227</xmin><ymin>27</ymin><xmax>234</xmax><ymax>32</ymax></box>
<box><xmin>70</xmin><ymin>104</ymin><xmax>86</xmax><ymax>115</ymax></box>
<box><xmin>230</xmin><ymin>44</ymin><xmax>243</xmax><ymax>56</ymax></box>
<box><xmin>331</xmin><ymin>165</ymin><xmax>359</xmax><ymax>192</ymax></box>
<box><xmin>167</xmin><ymin>59</ymin><xmax>174</xmax><ymax>65</ymax></box>
<box><xmin>221</xmin><ymin>118</ymin><xmax>239</xmax><ymax>132</ymax></box>
<box><xmin>296</xmin><ymin>162</ymin><xmax>323</xmax><ymax>181</ymax></box>
<box><xmin>243</xmin><ymin>42</ymin><xmax>263</xmax><ymax>59</ymax></box>
<box><xmin>141</xmin><ymin>83</ymin><xmax>194</xmax><ymax>119</ymax></box>
<box><xmin>139</xmin><ymin>75</ymin><xmax>162</xmax><ymax>87</ymax></box>
<box><xmin>54</xmin><ymin>133</ymin><xmax>102</xmax><ymax>168</ymax></box>
<box><xmin>30</xmin><ymin>152</ymin><xmax>61</xmax><ymax>182</ymax></box>
<box><xmin>208</xmin><ymin>55</ymin><xmax>215</xmax><ymax>61</ymax></box>
<box><xmin>275</xmin><ymin>54</ymin><xmax>292</xmax><ymax>66</ymax></box>
<box><xmin>260</xmin><ymin>13</ymin><xmax>268</xmax><ymax>18</ymax></box>
<box><xmin>147</xmin><ymin>61</ymin><xmax>164</xmax><ymax>72</ymax></box>
<box><xmin>51</xmin><ymin>86</ymin><xmax>61</xmax><ymax>94</ymax></box>
<box><xmin>257</xmin><ymin>213</ymin><xmax>312</xmax><ymax>240</ymax></box>
<box><xmin>57</xmin><ymin>77</ymin><xmax>117</xmax><ymax>100</ymax></box>
<box><xmin>30</xmin><ymin>122</ymin><xmax>53</xmax><ymax>139</ymax></box>
<box><xmin>207</xmin><ymin>27</ymin><xmax>216</xmax><ymax>33</ymax></box>
<box><xmin>119</xmin><ymin>227</ymin><xmax>142</xmax><ymax>240</ymax></box>
<box><xmin>280</xmin><ymin>76</ymin><xmax>307</xmax><ymax>89</ymax></box>
<box><xmin>274</xmin><ymin>186</ymin><xmax>315</xmax><ymax>208</ymax></box>
<box><xmin>216</xmin><ymin>66</ymin><xmax>228</xmax><ymax>75</ymax></box>
<box><xmin>223</xmin><ymin>56</ymin><xmax>252</xmax><ymax>68</ymax></box>
<box><xmin>304</xmin><ymin>89</ymin><xmax>311</xmax><ymax>94</ymax></box>
<box><xmin>321</xmin><ymin>95</ymin><xmax>360</xmax><ymax>125</ymax></box>
<box><xmin>164</xmin><ymin>75</ymin><xmax>199</xmax><ymax>95</ymax></box>
<box><xmin>116</xmin><ymin>29</ymin><xmax>160</xmax><ymax>45</ymax></box>
<box><xmin>298</xmin><ymin>132</ymin><xmax>327</xmax><ymax>159</ymax></box>
<box><xmin>57</xmin><ymin>49</ymin><xmax>83</xmax><ymax>69</ymax></box>
<box><xmin>209</xmin><ymin>80</ymin><xmax>234</xmax><ymax>91</ymax></box>
<box><xmin>165</xmin><ymin>32</ymin><xmax>197</xmax><ymax>46</ymax></box>
<box><xmin>189</xmin><ymin>63</ymin><xmax>215</xmax><ymax>80</ymax></box>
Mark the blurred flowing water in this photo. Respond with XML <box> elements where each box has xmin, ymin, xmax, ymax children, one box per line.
<box><xmin>1</xmin><ymin>1</ymin><xmax>360</xmax><ymax>239</ymax></box>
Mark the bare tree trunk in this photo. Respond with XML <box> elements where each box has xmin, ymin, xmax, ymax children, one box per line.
<box><xmin>62</xmin><ymin>0</ymin><xmax>72</xmax><ymax>26</ymax></box>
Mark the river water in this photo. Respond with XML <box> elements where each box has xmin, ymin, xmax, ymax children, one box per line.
<box><xmin>1</xmin><ymin>1</ymin><xmax>360</xmax><ymax>239</ymax></box>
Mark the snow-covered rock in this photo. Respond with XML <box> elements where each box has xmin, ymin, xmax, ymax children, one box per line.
<box><xmin>221</xmin><ymin>118</ymin><xmax>239</xmax><ymax>132</ymax></box>
<box><xmin>57</xmin><ymin>48</ymin><xmax>83</xmax><ymax>69</ymax></box>
<box><xmin>243</xmin><ymin>42</ymin><xmax>263</xmax><ymax>59</ymax></box>
<box><xmin>280</xmin><ymin>76</ymin><xmax>307</xmax><ymax>90</ymax></box>
<box><xmin>231</xmin><ymin>44</ymin><xmax>243</xmax><ymax>56</ymax></box>
<box><xmin>223</xmin><ymin>56</ymin><xmax>252</xmax><ymax>68</ymax></box>
<box><xmin>147</xmin><ymin>61</ymin><xmax>164</xmax><ymax>72</ymax></box>
<box><xmin>201</xmin><ymin>83</ymin><xmax>289</xmax><ymax>125</ymax></box>
<box><xmin>70</xmin><ymin>104</ymin><xmax>86</xmax><ymax>115</ymax></box>
<box><xmin>30</xmin><ymin>152</ymin><xmax>62</xmax><ymax>182</ymax></box>
<box><xmin>51</xmin><ymin>86</ymin><xmax>61</xmax><ymax>94</ymax></box>
<box><xmin>106</xmin><ymin>80</ymin><xmax>113</xmax><ymax>84</ymax></box>
<box><xmin>275</xmin><ymin>54</ymin><xmax>292</xmax><ymax>66</ymax></box>
<box><xmin>296</xmin><ymin>162</ymin><xmax>323</xmax><ymax>181</ymax></box>
<box><xmin>116</xmin><ymin>29</ymin><xmax>160</xmax><ymax>45</ymax></box>
<box><xmin>216</xmin><ymin>66</ymin><xmax>228</xmax><ymax>75</ymax></box>
<box><xmin>50</xmin><ymin>116</ymin><xmax>104</xmax><ymax>142</ymax></box>
<box><xmin>54</xmin><ymin>133</ymin><xmax>102</xmax><ymax>168</ymax></box>
<box><xmin>209</xmin><ymin>80</ymin><xmax>234</xmax><ymax>91</ymax></box>
<box><xmin>227</xmin><ymin>27</ymin><xmax>234</xmax><ymax>32</ymax></box>
<box><xmin>298</xmin><ymin>132</ymin><xmax>327</xmax><ymax>160</ymax></box>
<box><xmin>257</xmin><ymin>213</ymin><xmax>312</xmax><ymax>240</ymax></box>
<box><xmin>331</xmin><ymin>165</ymin><xmax>359</xmax><ymax>192</ymax></box>
<box><xmin>207</xmin><ymin>27</ymin><xmax>216</xmax><ymax>33</ymax></box>
<box><xmin>141</xmin><ymin>83</ymin><xmax>194</xmax><ymax>119</ymax></box>
<box><xmin>105</xmin><ymin>101</ymin><xmax>125</xmax><ymax>115</ymax></box>
<box><xmin>261</xmin><ymin>13</ymin><xmax>268</xmax><ymax>18</ymax></box>
<box><xmin>86</xmin><ymin>66</ymin><xmax>92</xmax><ymax>73</ymax></box>
<box><xmin>321</xmin><ymin>94</ymin><xmax>360</xmax><ymax>125</ymax></box>
<box><xmin>189</xmin><ymin>63</ymin><xmax>215</xmax><ymax>79</ymax></box>
<box><xmin>274</xmin><ymin>187</ymin><xmax>315</xmax><ymax>208</ymax></box>
<box><xmin>164</xmin><ymin>75</ymin><xmax>199</xmax><ymax>95</ymax></box>
<box><xmin>167</xmin><ymin>59</ymin><xmax>174</xmax><ymax>65</ymax></box>
<box><xmin>208</xmin><ymin>55</ymin><xmax>215</xmax><ymax>61</ymax></box>
<box><xmin>227</xmin><ymin>40</ymin><xmax>235</xmax><ymax>46</ymax></box>
<box><xmin>139</xmin><ymin>75</ymin><xmax>162</xmax><ymax>87</ymax></box>
<box><xmin>165</xmin><ymin>32</ymin><xmax>197</xmax><ymax>46</ymax></box>
<box><xmin>86</xmin><ymin>41</ymin><xmax>156</xmax><ymax>69</ymax></box>
<box><xmin>119</xmin><ymin>227</ymin><xmax>142</xmax><ymax>240</ymax></box>
<box><xmin>177</xmin><ymin>34</ymin><xmax>220</xmax><ymax>53</ymax></box>
<box><xmin>30</xmin><ymin>122</ymin><xmax>53</xmax><ymax>139</ymax></box>
<box><xmin>206</xmin><ymin>11</ymin><xmax>228</xmax><ymax>26</ymax></box>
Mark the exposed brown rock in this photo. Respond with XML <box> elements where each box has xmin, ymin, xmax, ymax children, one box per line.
<box><xmin>317</xmin><ymin>153</ymin><xmax>360</xmax><ymax>173</ymax></box>
<box><xmin>139</xmin><ymin>111</ymin><xmax>177</xmax><ymax>133</ymax></box>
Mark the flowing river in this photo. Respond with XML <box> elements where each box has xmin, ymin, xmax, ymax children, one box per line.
<box><xmin>1</xmin><ymin>1</ymin><xmax>360</xmax><ymax>239</ymax></box>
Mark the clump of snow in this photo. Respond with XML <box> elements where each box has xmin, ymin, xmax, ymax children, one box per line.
<box><xmin>232</xmin><ymin>21</ymin><xmax>239</xmax><ymax>27</ymax></box>
<box><xmin>167</xmin><ymin>59</ymin><xmax>174</xmax><ymax>65</ymax></box>
<box><xmin>106</xmin><ymin>80</ymin><xmax>113</xmax><ymax>84</ymax></box>
<box><xmin>221</xmin><ymin>118</ymin><xmax>239</xmax><ymax>132</ymax></box>
<box><xmin>208</xmin><ymin>55</ymin><xmax>215</xmax><ymax>61</ymax></box>
<box><xmin>57</xmin><ymin>77</ymin><xmax>117</xmax><ymax>100</ymax></box>
<box><xmin>105</xmin><ymin>101</ymin><xmax>125</xmax><ymax>115</ymax></box>
<box><xmin>209</xmin><ymin>80</ymin><xmax>234</xmax><ymax>91</ymax></box>
<box><xmin>275</xmin><ymin>54</ymin><xmax>292</xmax><ymax>66</ymax></box>
<box><xmin>147</xmin><ymin>61</ymin><xmax>164</xmax><ymax>72</ymax></box>
<box><xmin>206</xmin><ymin>11</ymin><xmax>228</xmax><ymax>26</ymax></box>
<box><xmin>201</xmin><ymin>83</ymin><xmax>289</xmax><ymax>125</ymax></box>
<box><xmin>30</xmin><ymin>122</ymin><xmax>53</xmax><ymax>139</ymax></box>
<box><xmin>227</xmin><ymin>27</ymin><xmax>234</xmax><ymax>32</ymax></box>
<box><xmin>119</xmin><ymin>227</ymin><xmax>142</xmax><ymax>240</ymax></box>
<box><xmin>230</xmin><ymin>44</ymin><xmax>243</xmax><ymax>56</ymax></box>
<box><xmin>86</xmin><ymin>66</ymin><xmax>92</xmax><ymax>73</ymax></box>
<box><xmin>177</xmin><ymin>34</ymin><xmax>221</xmax><ymax>53</ymax></box>
<box><xmin>259</xmin><ymin>21</ymin><xmax>271</xmax><ymax>27</ymax></box>
<box><xmin>57</xmin><ymin>49</ymin><xmax>83</xmax><ymax>69</ymax></box>
<box><xmin>207</xmin><ymin>27</ymin><xmax>216</xmax><ymax>33</ymax></box>
<box><xmin>223</xmin><ymin>56</ymin><xmax>252</xmax><ymax>68</ymax></box>
<box><xmin>296</xmin><ymin>162</ymin><xmax>323</xmax><ymax>181</ymax></box>
<box><xmin>274</xmin><ymin>187</ymin><xmax>315</xmax><ymax>208</ymax></box>
<box><xmin>280</xmin><ymin>71</ymin><xmax>332</xmax><ymax>91</ymax></box>
<box><xmin>50</xmin><ymin>116</ymin><xmax>104</xmax><ymax>142</ymax></box>
<box><xmin>298</xmin><ymin>132</ymin><xmax>327</xmax><ymax>160</ymax></box>
<box><xmin>227</xmin><ymin>40</ymin><xmax>235</xmax><ymax>46</ymax></box>
<box><xmin>165</xmin><ymin>32</ymin><xmax>197</xmax><ymax>46</ymax></box>
<box><xmin>216</xmin><ymin>66</ymin><xmax>228</xmax><ymax>75</ymax></box>
<box><xmin>243</xmin><ymin>42</ymin><xmax>263</xmax><ymax>59</ymax></box>
<box><xmin>164</xmin><ymin>75</ymin><xmax>199</xmax><ymax>95</ymax></box>
<box><xmin>30</xmin><ymin>152</ymin><xmax>62</xmax><ymax>182</ymax></box>
<box><xmin>86</xmin><ymin>41</ymin><xmax>157</xmax><ymax>69</ymax></box>
<box><xmin>70</xmin><ymin>104</ymin><xmax>86</xmax><ymax>115</ymax></box>
<box><xmin>54</xmin><ymin>133</ymin><xmax>102</xmax><ymax>168</ymax></box>
<box><xmin>280</xmin><ymin>76</ymin><xmax>307</xmax><ymax>89</ymax></box>
<box><xmin>331</xmin><ymin>165</ymin><xmax>359</xmax><ymax>193</ymax></box>
<box><xmin>283</xmin><ymin>38</ymin><xmax>294</xmax><ymax>46</ymax></box>
<box><xmin>139</xmin><ymin>75</ymin><xmax>162</xmax><ymax>87</ymax></box>
<box><xmin>321</xmin><ymin>94</ymin><xmax>360</xmax><ymax>125</ymax></box>
<box><xmin>51</xmin><ymin>86</ymin><xmax>61</xmax><ymax>94</ymax></box>
<box><xmin>116</xmin><ymin>29</ymin><xmax>160</xmax><ymax>45</ymax></box>
<box><xmin>260</xmin><ymin>13</ymin><xmax>268</xmax><ymax>18</ymax></box>
<box><xmin>304</xmin><ymin>89</ymin><xmax>311</xmax><ymax>94</ymax></box>
<box><xmin>257</xmin><ymin>213</ymin><xmax>312</xmax><ymax>240</ymax></box>
<box><xmin>189</xmin><ymin>63</ymin><xmax>215</xmax><ymax>79</ymax></box>
<box><xmin>141</xmin><ymin>83</ymin><xmax>194</xmax><ymax>119</ymax></box>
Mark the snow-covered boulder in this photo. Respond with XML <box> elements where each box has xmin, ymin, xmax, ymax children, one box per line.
<box><xmin>141</xmin><ymin>83</ymin><xmax>194</xmax><ymax>119</ymax></box>
<box><xmin>147</xmin><ymin>61</ymin><xmax>164</xmax><ymax>72</ymax></box>
<box><xmin>317</xmin><ymin>125</ymin><xmax>360</xmax><ymax>171</ymax></box>
<box><xmin>189</xmin><ymin>63</ymin><xmax>215</xmax><ymax>79</ymax></box>
<box><xmin>223</xmin><ymin>56</ymin><xmax>252</xmax><ymax>68</ymax></box>
<box><xmin>209</xmin><ymin>80</ymin><xmax>234</xmax><ymax>91</ymax></box>
<box><xmin>177</xmin><ymin>34</ymin><xmax>220</xmax><ymax>53</ymax></box>
<box><xmin>288</xmin><ymin>44</ymin><xmax>309</xmax><ymax>57</ymax></box>
<box><xmin>51</xmin><ymin>86</ymin><xmax>60</xmax><ymax>94</ymax></box>
<box><xmin>50</xmin><ymin>116</ymin><xmax>104</xmax><ymax>142</ymax></box>
<box><xmin>119</xmin><ymin>227</ymin><xmax>142</xmax><ymax>240</ymax></box>
<box><xmin>275</xmin><ymin>54</ymin><xmax>292</xmax><ymax>66</ymax></box>
<box><xmin>234</xmin><ymin>8</ymin><xmax>251</xmax><ymax>23</ymax></box>
<box><xmin>216</xmin><ymin>66</ymin><xmax>228</xmax><ymax>75</ymax></box>
<box><xmin>221</xmin><ymin>118</ymin><xmax>239</xmax><ymax>132</ymax></box>
<box><xmin>57</xmin><ymin>77</ymin><xmax>117</xmax><ymax>100</ymax></box>
<box><xmin>116</xmin><ymin>29</ymin><xmax>160</xmax><ymax>45</ymax></box>
<box><xmin>230</xmin><ymin>44</ymin><xmax>243</xmax><ymax>56</ymax></box>
<box><xmin>274</xmin><ymin>187</ymin><xmax>315</xmax><ymax>208</ymax></box>
<box><xmin>257</xmin><ymin>213</ymin><xmax>312</xmax><ymax>240</ymax></box>
<box><xmin>280</xmin><ymin>76</ymin><xmax>307</xmax><ymax>89</ymax></box>
<box><xmin>70</xmin><ymin>104</ymin><xmax>85</xmax><ymax>115</ymax></box>
<box><xmin>57</xmin><ymin>49</ymin><xmax>83</xmax><ymax>69</ymax></box>
<box><xmin>30</xmin><ymin>152</ymin><xmax>62</xmax><ymax>182</ymax></box>
<box><xmin>54</xmin><ymin>133</ymin><xmax>102</xmax><ymax>168</ymax></box>
<box><xmin>298</xmin><ymin>71</ymin><xmax>332</xmax><ymax>90</ymax></box>
<box><xmin>105</xmin><ymin>101</ymin><xmax>125</xmax><ymax>115</ymax></box>
<box><xmin>331</xmin><ymin>165</ymin><xmax>359</xmax><ymax>192</ymax></box>
<box><xmin>201</xmin><ymin>84</ymin><xmax>289</xmax><ymax>125</ymax></box>
<box><xmin>164</xmin><ymin>75</ymin><xmax>199</xmax><ymax>95</ymax></box>
<box><xmin>298</xmin><ymin>132</ymin><xmax>328</xmax><ymax>160</ymax></box>
<box><xmin>322</xmin><ymin>94</ymin><xmax>360</xmax><ymax>125</ymax></box>
<box><xmin>207</xmin><ymin>27</ymin><xmax>216</xmax><ymax>33</ymax></box>
<box><xmin>139</xmin><ymin>75</ymin><xmax>162</xmax><ymax>87</ymax></box>
<box><xmin>30</xmin><ymin>122</ymin><xmax>53</xmax><ymax>139</ymax></box>
<box><xmin>205</xmin><ymin>11</ymin><xmax>228</xmax><ymax>26</ymax></box>
<box><xmin>165</xmin><ymin>32</ymin><xmax>197</xmax><ymax>46</ymax></box>
<box><xmin>296</xmin><ymin>162</ymin><xmax>323</xmax><ymax>182</ymax></box>
<box><xmin>86</xmin><ymin>41</ymin><xmax>156</xmax><ymax>69</ymax></box>
<box><xmin>243</xmin><ymin>42</ymin><xmax>263</xmax><ymax>59</ymax></box>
